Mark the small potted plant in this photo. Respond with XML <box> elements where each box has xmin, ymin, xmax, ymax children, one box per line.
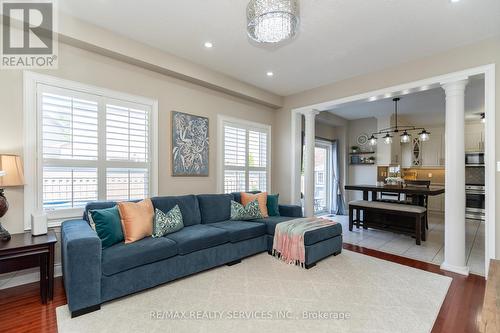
<box><xmin>351</xmin><ymin>146</ymin><xmax>360</xmax><ymax>153</ymax></box>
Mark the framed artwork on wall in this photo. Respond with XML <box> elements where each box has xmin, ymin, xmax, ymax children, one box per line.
<box><xmin>171</xmin><ymin>111</ymin><xmax>209</xmax><ymax>177</ymax></box>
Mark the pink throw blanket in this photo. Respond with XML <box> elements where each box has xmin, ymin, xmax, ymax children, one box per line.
<box><xmin>272</xmin><ymin>217</ymin><xmax>337</xmax><ymax>268</ymax></box>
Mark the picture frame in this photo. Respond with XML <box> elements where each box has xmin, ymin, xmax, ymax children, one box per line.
<box><xmin>171</xmin><ymin>111</ymin><xmax>209</xmax><ymax>177</ymax></box>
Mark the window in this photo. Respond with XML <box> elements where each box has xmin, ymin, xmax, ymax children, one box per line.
<box><xmin>220</xmin><ymin>117</ymin><xmax>270</xmax><ymax>193</ymax></box>
<box><xmin>24</xmin><ymin>72</ymin><xmax>158</xmax><ymax>227</ymax></box>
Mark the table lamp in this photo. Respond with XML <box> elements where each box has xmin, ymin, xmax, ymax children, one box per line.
<box><xmin>0</xmin><ymin>154</ymin><xmax>25</xmax><ymax>241</ymax></box>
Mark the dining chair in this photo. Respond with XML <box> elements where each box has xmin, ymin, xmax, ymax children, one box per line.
<box><xmin>405</xmin><ymin>180</ymin><xmax>431</xmax><ymax>229</ymax></box>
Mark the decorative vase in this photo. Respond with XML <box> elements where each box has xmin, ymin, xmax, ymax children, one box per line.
<box><xmin>0</xmin><ymin>189</ymin><xmax>11</xmax><ymax>241</ymax></box>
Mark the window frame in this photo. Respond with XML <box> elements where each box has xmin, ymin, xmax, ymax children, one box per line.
<box><xmin>23</xmin><ymin>71</ymin><xmax>158</xmax><ymax>229</ymax></box>
<box><xmin>217</xmin><ymin>115</ymin><xmax>271</xmax><ymax>194</ymax></box>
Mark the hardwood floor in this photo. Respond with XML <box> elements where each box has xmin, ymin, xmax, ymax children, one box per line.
<box><xmin>343</xmin><ymin>243</ymin><xmax>486</xmax><ymax>333</ymax></box>
<box><xmin>0</xmin><ymin>244</ymin><xmax>485</xmax><ymax>333</ymax></box>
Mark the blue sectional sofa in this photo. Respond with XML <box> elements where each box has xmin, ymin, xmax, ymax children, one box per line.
<box><xmin>61</xmin><ymin>193</ymin><xmax>343</xmax><ymax>317</ymax></box>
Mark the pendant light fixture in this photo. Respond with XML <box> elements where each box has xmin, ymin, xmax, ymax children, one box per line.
<box><xmin>383</xmin><ymin>133</ymin><xmax>393</xmax><ymax>144</ymax></box>
<box><xmin>400</xmin><ymin>131</ymin><xmax>411</xmax><ymax>143</ymax></box>
<box><xmin>369</xmin><ymin>97</ymin><xmax>431</xmax><ymax>146</ymax></box>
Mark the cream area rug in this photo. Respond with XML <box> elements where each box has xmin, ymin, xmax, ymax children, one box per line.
<box><xmin>56</xmin><ymin>250</ymin><xmax>451</xmax><ymax>333</ymax></box>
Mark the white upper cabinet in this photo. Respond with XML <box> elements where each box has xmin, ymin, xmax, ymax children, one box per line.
<box><xmin>400</xmin><ymin>127</ymin><xmax>445</xmax><ymax>167</ymax></box>
<box><xmin>465</xmin><ymin>122</ymin><xmax>485</xmax><ymax>152</ymax></box>
<box><xmin>421</xmin><ymin>127</ymin><xmax>444</xmax><ymax>167</ymax></box>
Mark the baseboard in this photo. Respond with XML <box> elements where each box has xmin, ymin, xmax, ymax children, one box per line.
<box><xmin>440</xmin><ymin>262</ymin><xmax>470</xmax><ymax>276</ymax></box>
<box><xmin>0</xmin><ymin>263</ymin><xmax>62</xmax><ymax>290</ymax></box>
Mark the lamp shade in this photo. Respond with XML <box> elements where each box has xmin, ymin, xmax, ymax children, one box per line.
<box><xmin>0</xmin><ymin>155</ymin><xmax>24</xmax><ymax>187</ymax></box>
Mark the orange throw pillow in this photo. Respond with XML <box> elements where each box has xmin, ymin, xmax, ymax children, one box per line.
<box><xmin>117</xmin><ymin>199</ymin><xmax>154</xmax><ymax>244</ymax></box>
<box><xmin>241</xmin><ymin>192</ymin><xmax>268</xmax><ymax>218</ymax></box>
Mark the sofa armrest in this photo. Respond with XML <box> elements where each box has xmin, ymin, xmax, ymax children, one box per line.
<box><xmin>61</xmin><ymin>219</ymin><xmax>102</xmax><ymax>314</ymax></box>
<box><xmin>279</xmin><ymin>204</ymin><xmax>303</xmax><ymax>218</ymax></box>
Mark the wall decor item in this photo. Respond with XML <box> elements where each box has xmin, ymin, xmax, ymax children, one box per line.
<box><xmin>357</xmin><ymin>133</ymin><xmax>369</xmax><ymax>146</ymax></box>
<box><xmin>171</xmin><ymin>111</ymin><xmax>209</xmax><ymax>177</ymax></box>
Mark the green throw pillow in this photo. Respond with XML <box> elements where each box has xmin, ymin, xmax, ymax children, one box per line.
<box><xmin>267</xmin><ymin>194</ymin><xmax>280</xmax><ymax>216</ymax></box>
<box><xmin>230</xmin><ymin>200</ymin><xmax>263</xmax><ymax>221</ymax></box>
<box><xmin>153</xmin><ymin>206</ymin><xmax>184</xmax><ymax>238</ymax></box>
<box><xmin>89</xmin><ymin>206</ymin><xmax>124</xmax><ymax>249</ymax></box>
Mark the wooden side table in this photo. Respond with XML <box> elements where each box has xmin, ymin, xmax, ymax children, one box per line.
<box><xmin>0</xmin><ymin>231</ymin><xmax>57</xmax><ymax>304</ymax></box>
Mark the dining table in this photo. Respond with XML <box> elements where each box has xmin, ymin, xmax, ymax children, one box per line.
<box><xmin>344</xmin><ymin>184</ymin><xmax>445</xmax><ymax>207</ymax></box>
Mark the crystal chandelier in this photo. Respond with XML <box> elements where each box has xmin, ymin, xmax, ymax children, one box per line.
<box><xmin>247</xmin><ymin>0</ymin><xmax>300</xmax><ymax>43</ymax></box>
<box><xmin>368</xmin><ymin>98</ymin><xmax>431</xmax><ymax>146</ymax></box>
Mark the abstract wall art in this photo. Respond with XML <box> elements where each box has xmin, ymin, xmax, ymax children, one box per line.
<box><xmin>171</xmin><ymin>111</ymin><xmax>209</xmax><ymax>176</ymax></box>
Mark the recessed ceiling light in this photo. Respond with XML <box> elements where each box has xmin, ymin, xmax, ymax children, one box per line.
<box><xmin>450</xmin><ymin>0</ymin><xmax>461</xmax><ymax>3</ymax></box>
<box><xmin>266</xmin><ymin>71</ymin><xmax>274</xmax><ymax>77</ymax></box>
<box><xmin>204</xmin><ymin>42</ymin><xmax>213</xmax><ymax>48</ymax></box>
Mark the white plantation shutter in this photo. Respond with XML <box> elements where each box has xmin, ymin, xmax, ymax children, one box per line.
<box><xmin>42</xmin><ymin>92</ymin><xmax>99</xmax><ymax>160</ymax></box>
<box><xmin>106</xmin><ymin>103</ymin><xmax>149</xmax><ymax>163</ymax></box>
<box><xmin>37</xmin><ymin>84</ymin><xmax>154</xmax><ymax>217</ymax></box>
<box><xmin>222</xmin><ymin>120</ymin><xmax>270</xmax><ymax>193</ymax></box>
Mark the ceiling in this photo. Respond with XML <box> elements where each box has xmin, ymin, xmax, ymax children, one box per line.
<box><xmin>59</xmin><ymin>0</ymin><xmax>500</xmax><ymax>96</ymax></box>
<box><xmin>326</xmin><ymin>77</ymin><xmax>484</xmax><ymax>126</ymax></box>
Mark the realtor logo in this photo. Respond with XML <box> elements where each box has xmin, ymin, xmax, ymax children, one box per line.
<box><xmin>1</xmin><ymin>0</ymin><xmax>58</xmax><ymax>68</ymax></box>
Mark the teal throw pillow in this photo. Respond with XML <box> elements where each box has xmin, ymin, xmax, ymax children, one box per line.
<box><xmin>153</xmin><ymin>206</ymin><xmax>184</xmax><ymax>238</ymax></box>
<box><xmin>89</xmin><ymin>206</ymin><xmax>124</xmax><ymax>249</ymax></box>
<box><xmin>230</xmin><ymin>200</ymin><xmax>263</xmax><ymax>221</ymax></box>
<box><xmin>267</xmin><ymin>194</ymin><xmax>280</xmax><ymax>216</ymax></box>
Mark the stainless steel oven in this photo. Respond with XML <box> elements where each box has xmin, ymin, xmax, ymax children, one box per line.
<box><xmin>465</xmin><ymin>185</ymin><xmax>485</xmax><ymax>221</ymax></box>
<box><xmin>465</xmin><ymin>152</ymin><xmax>484</xmax><ymax>166</ymax></box>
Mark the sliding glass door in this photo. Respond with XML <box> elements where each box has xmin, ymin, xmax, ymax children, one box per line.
<box><xmin>314</xmin><ymin>140</ymin><xmax>332</xmax><ymax>214</ymax></box>
<box><xmin>300</xmin><ymin>139</ymin><xmax>333</xmax><ymax>215</ymax></box>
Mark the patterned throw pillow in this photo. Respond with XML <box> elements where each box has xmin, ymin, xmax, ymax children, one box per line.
<box><xmin>152</xmin><ymin>205</ymin><xmax>184</xmax><ymax>238</ymax></box>
<box><xmin>241</xmin><ymin>192</ymin><xmax>269</xmax><ymax>217</ymax></box>
<box><xmin>230</xmin><ymin>200</ymin><xmax>263</xmax><ymax>221</ymax></box>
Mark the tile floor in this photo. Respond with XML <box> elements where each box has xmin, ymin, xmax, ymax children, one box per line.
<box><xmin>327</xmin><ymin>212</ymin><xmax>486</xmax><ymax>276</ymax></box>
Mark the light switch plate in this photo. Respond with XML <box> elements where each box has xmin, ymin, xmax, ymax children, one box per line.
<box><xmin>497</xmin><ymin>161</ymin><xmax>500</xmax><ymax>172</ymax></box>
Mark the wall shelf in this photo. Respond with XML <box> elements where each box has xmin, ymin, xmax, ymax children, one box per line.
<box><xmin>349</xmin><ymin>151</ymin><xmax>376</xmax><ymax>155</ymax></box>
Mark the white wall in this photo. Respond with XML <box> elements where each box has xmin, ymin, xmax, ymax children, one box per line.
<box><xmin>346</xmin><ymin>118</ymin><xmax>378</xmax><ymax>201</ymax></box>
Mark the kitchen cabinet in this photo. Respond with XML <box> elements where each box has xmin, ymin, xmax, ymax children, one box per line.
<box><xmin>421</xmin><ymin>127</ymin><xmax>445</xmax><ymax>167</ymax></box>
<box><xmin>465</xmin><ymin>122</ymin><xmax>485</xmax><ymax>152</ymax></box>
<box><xmin>401</xmin><ymin>127</ymin><xmax>445</xmax><ymax>167</ymax></box>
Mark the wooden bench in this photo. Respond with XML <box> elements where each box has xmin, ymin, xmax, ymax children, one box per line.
<box><xmin>348</xmin><ymin>200</ymin><xmax>427</xmax><ymax>245</ymax></box>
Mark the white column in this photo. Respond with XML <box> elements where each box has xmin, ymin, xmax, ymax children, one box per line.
<box><xmin>303</xmin><ymin>110</ymin><xmax>320</xmax><ymax>217</ymax></box>
<box><xmin>441</xmin><ymin>78</ymin><xmax>469</xmax><ymax>276</ymax></box>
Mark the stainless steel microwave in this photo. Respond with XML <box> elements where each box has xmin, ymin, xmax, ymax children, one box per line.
<box><xmin>465</xmin><ymin>152</ymin><xmax>484</xmax><ymax>166</ymax></box>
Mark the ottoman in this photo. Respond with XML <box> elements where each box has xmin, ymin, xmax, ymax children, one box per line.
<box><xmin>265</xmin><ymin>219</ymin><xmax>343</xmax><ymax>269</ymax></box>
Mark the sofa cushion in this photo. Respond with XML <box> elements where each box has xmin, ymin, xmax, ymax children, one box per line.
<box><xmin>241</xmin><ymin>192</ymin><xmax>269</xmax><ymax>217</ymax></box>
<box><xmin>267</xmin><ymin>194</ymin><xmax>280</xmax><ymax>216</ymax></box>
<box><xmin>197</xmin><ymin>194</ymin><xmax>232</xmax><ymax>224</ymax></box>
<box><xmin>165</xmin><ymin>224</ymin><xmax>230</xmax><ymax>255</ymax></box>
<box><xmin>254</xmin><ymin>216</ymin><xmax>343</xmax><ymax>246</ymax></box>
<box><xmin>83</xmin><ymin>200</ymin><xmax>141</xmax><ymax>222</ymax></box>
<box><xmin>151</xmin><ymin>195</ymin><xmax>201</xmax><ymax>226</ymax></box>
<box><xmin>208</xmin><ymin>221</ymin><xmax>266</xmax><ymax>243</ymax></box>
<box><xmin>230</xmin><ymin>200</ymin><xmax>263</xmax><ymax>221</ymax></box>
<box><xmin>230</xmin><ymin>191</ymin><xmax>260</xmax><ymax>204</ymax></box>
<box><xmin>252</xmin><ymin>216</ymin><xmax>296</xmax><ymax>235</ymax></box>
<box><xmin>102</xmin><ymin>237</ymin><xmax>178</xmax><ymax>276</ymax></box>
<box><xmin>152</xmin><ymin>207</ymin><xmax>184</xmax><ymax>238</ymax></box>
<box><xmin>118</xmin><ymin>199</ymin><xmax>154</xmax><ymax>244</ymax></box>
<box><xmin>89</xmin><ymin>206</ymin><xmax>124</xmax><ymax>249</ymax></box>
